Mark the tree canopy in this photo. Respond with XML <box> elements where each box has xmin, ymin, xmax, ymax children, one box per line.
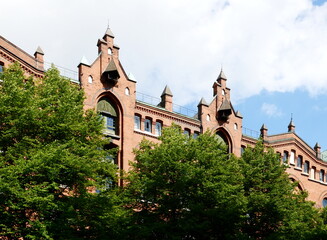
<box><xmin>0</xmin><ymin>63</ymin><xmax>124</xmax><ymax>239</ymax></box>
<box><xmin>124</xmin><ymin>126</ymin><xmax>327</xmax><ymax>239</ymax></box>
<box><xmin>1</xmin><ymin>63</ymin><xmax>327</xmax><ymax>239</ymax></box>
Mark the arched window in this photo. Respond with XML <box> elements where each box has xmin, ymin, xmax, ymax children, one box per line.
<box><xmin>311</xmin><ymin>166</ymin><xmax>316</xmax><ymax>180</ymax></box>
<box><xmin>144</xmin><ymin>117</ymin><xmax>152</xmax><ymax>133</ymax></box>
<box><xmin>304</xmin><ymin>161</ymin><xmax>310</xmax><ymax>174</ymax></box>
<box><xmin>320</xmin><ymin>170</ymin><xmax>325</xmax><ymax>182</ymax></box>
<box><xmin>183</xmin><ymin>128</ymin><xmax>191</xmax><ymax>137</ymax></box>
<box><xmin>323</xmin><ymin>198</ymin><xmax>327</xmax><ymax>208</ymax></box>
<box><xmin>216</xmin><ymin>130</ymin><xmax>231</xmax><ymax>153</ymax></box>
<box><xmin>283</xmin><ymin>151</ymin><xmax>289</xmax><ymax>164</ymax></box>
<box><xmin>0</xmin><ymin>61</ymin><xmax>4</xmax><ymax>79</ymax></box>
<box><xmin>97</xmin><ymin>98</ymin><xmax>118</xmax><ymax>136</ymax></box>
<box><xmin>155</xmin><ymin>121</ymin><xmax>162</xmax><ymax>136</ymax></box>
<box><xmin>290</xmin><ymin>150</ymin><xmax>295</xmax><ymax>165</ymax></box>
<box><xmin>297</xmin><ymin>155</ymin><xmax>303</xmax><ymax>169</ymax></box>
<box><xmin>134</xmin><ymin>115</ymin><xmax>141</xmax><ymax>130</ymax></box>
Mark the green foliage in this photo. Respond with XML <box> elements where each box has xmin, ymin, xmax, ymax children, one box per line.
<box><xmin>241</xmin><ymin>141</ymin><xmax>327</xmax><ymax>239</ymax></box>
<box><xmin>0</xmin><ymin>63</ymin><xmax>125</xmax><ymax>239</ymax></box>
<box><xmin>125</xmin><ymin>124</ymin><xmax>246</xmax><ymax>239</ymax></box>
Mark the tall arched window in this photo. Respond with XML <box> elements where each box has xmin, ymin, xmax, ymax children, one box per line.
<box><xmin>216</xmin><ymin>130</ymin><xmax>231</xmax><ymax>153</ymax></box>
<box><xmin>97</xmin><ymin>97</ymin><xmax>118</xmax><ymax>136</ymax></box>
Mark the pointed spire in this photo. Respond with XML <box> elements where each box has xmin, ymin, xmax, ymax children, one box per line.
<box><xmin>288</xmin><ymin>116</ymin><xmax>295</xmax><ymax>132</ymax></box>
<box><xmin>79</xmin><ymin>55</ymin><xmax>90</xmax><ymax>66</ymax></box>
<box><xmin>161</xmin><ymin>85</ymin><xmax>173</xmax><ymax>97</ymax></box>
<box><xmin>197</xmin><ymin>97</ymin><xmax>208</xmax><ymax>107</ymax></box>
<box><xmin>261</xmin><ymin>124</ymin><xmax>267</xmax><ymax>130</ymax></box>
<box><xmin>35</xmin><ymin>46</ymin><xmax>44</xmax><ymax>55</ymax></box>
<box><xmin>217</xmin><ymin>69</ymin><xmax>227</xmax><ymax>81</ymax></box>
<box><xmin>104</xmin><ymin>27</ymin><xmax>115</xmax><ymax>38</ymax></box>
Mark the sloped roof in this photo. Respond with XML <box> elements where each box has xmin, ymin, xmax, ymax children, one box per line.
<box><xmin>198</xmin><ymin>97</ymin><xmax>209</xmax><ymax>107</ymax></box>
<box><xmin>219</xmin><ymin>99</ymin><xmax>232</xmax><ymax>111</ymax></box>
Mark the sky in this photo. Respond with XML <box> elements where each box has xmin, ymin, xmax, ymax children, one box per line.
<box><xmin>1</xmin><ymin>0</ymin><xmax>327</xmax><ymax>150</ymax></box>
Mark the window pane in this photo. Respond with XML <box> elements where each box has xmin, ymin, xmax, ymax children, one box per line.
<box><xmin>134</xmin><ymin>115</ymin><xmax>140</xmax><ymax>129</ymax></box>
<box><xmin>297</xmin><ymin>156</ymin><xmax>302</xmax><ymax>168</ymax></box>
<box><xmin>283</xmin><ymin>151</ymin><xmax>288</xmax><ymax>163</ymax></box>
<box><xmin>323</xmin><ymin>198</ymin><xmax>327</xmax><ymax>208</ymax></box>
<box><xmin>155</xmin><ymin>122</ymin><xmax>162</xmax><ymax>136</ymax></box>
<box><xmin>144</xmin><ymin>119</ymin><xmax>152</xmax><ymax>132</ymax></box>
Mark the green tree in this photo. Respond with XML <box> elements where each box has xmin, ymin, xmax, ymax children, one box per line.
<box><xmin>125</xmin><ymin>125</ymin><xmax>246</xmax><ymax>239</ymax></box>
<box><xmin>241</xmin><ymin>141</ymin><xmax>326</xmax><ymax>239</ymax></box>
<box><xmin>0</xmin><ymin>63</ymin><xmax>125</xmax><ymax>239</ymax></box>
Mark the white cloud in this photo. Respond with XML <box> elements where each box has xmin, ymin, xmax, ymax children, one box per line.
<box><xmin>261</xmin><ymin>103</ymin><xmax>283</xmax><ymax>117</ymax></box>
<box><xmin>1</xmin><ymin>0</ymin><xmax>327</xmax><ymax>107</ymax></box>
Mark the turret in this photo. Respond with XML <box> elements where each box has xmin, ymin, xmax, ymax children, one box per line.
<box><xmin>160</xmin><ymin>85</ymin><xmax>173</xmax><ymax>111</ymax></box>
<box><xmin>34</xmin><ymin>46</ymin><xmax>44</xmax><ymax>70</ymax></box>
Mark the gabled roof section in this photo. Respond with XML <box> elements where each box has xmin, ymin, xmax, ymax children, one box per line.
<box><xmin>219</xmin><ymin>99</ymin><xmax>232</xmax><ymax>111</ymax></box>
<box><xmin>104</xmin><ymin>58</ymin><xmax>118</xmax><ymax>73</ymax></box>
<box><xmin>161</xmin><ymin>85</ymin><xmax>173</xmax><ymax>97</ymax></box>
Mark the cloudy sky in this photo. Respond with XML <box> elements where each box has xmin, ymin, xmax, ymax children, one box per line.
<box><xmin>1</xmin><ymin>0</ymin><xmax>327</xmax><ymax>150</ymax></box>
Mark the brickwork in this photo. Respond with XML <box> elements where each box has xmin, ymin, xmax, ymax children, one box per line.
<box><xmin>1</xmin><ymin>29</ymin><xmax>327</xmax><ymax>207</ymax></box>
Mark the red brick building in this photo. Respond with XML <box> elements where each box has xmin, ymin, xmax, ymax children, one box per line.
<box><xmin>1</xmin><ymin>28</ymin><xmax>327</xmax><ymax>207</ymax></box>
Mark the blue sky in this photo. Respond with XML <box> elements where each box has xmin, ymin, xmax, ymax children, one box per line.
<box><xmin>1</xmin><ymin>0</ymin><xmax>327</xmax><ymax>150</ymax></box>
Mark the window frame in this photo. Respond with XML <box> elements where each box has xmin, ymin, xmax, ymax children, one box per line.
<box><xmin>134</xmin><ymin>115</ymin><xmax>141</xmax><ymax>130</ymax></box>
<box><xmin>144</xmin><ymin>118</ymin><xmax>152</xmax><ymax>133</ymax></box>
<box><xmin>155</xmin><ymin>121</ymin><xmax>162</xmax><ymax>136</ymax></box>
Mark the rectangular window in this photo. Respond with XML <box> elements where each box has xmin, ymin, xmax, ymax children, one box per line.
<box><xmin>283</xmin><ymin>151</ymin><xmax>289</xmax><ymax>164</ymax></box>
<box><xmin>304</xmin><ymin>161</ymin><xmax>309</xmax><ymax>174</ymax></box>
<box><xmin>193</xmin><ymin>131</ymin><xmax>199</xmax><ymax>139</ymax></box>
<box><xmin>144</xmin><ymin>119</ymin><xmax>152</xmax><ymax>132</ymax></box>
<box><xmin>297</xmin><ymin>156</ymin><xmax>303</xmax><ymax>168</ymax></box>
<box><xmin>155</xmin><ymin>122</ymin><xmax>162</xmax><ymax>136</ymax></box>
<box><xmin>289</xmin><ymin>151</ymin><xmax>295</xmax><ymax>165</ymax></box>
<box><xmin>311</xmin><ymin>167</ymin><xmax>316</xmax><ymax>179</ymax></box>
<box><xmin>134</xmin><ymin>115</ymin><xmax>141</xmax><ymax>130</ymax></box>
<box><xmin>241</xmin><ymin>146</ymin><xmax>246</xmax><ymax>155</ymax></box>
<box><xmin>105</xmin><ymin>115</ymin><xmax>115</xmax><ymax>134</ymax></box>
<box><xmin>183</xmin><ymin>129</ymin><xmax>190</xmax><ymax>136</ymax></box>
<box><xmin>320</xmin><ymin>170</ymin><xmax>325</xmax><ymax>182</ymax></box>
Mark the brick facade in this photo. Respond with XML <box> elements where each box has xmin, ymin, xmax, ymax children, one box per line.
<box><xmin>1</xmin><ymin>29</ymin><xmax>327</xmax><ymax>207</ymax></box>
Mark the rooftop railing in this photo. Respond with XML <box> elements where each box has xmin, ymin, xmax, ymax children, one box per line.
<box><xmin>44</xmin><ymin>62</ymin><xmax>79</xmax><ymax>83</ymax></box>
<box><xmin>242</xmin><ymin>127</ymin><xmax>260</xmax><ymax>139</ymax></box>
<box><xmin>136</xmin><ymin>92</ymin><xmax>198</xmax><ymax>118</ymax></box>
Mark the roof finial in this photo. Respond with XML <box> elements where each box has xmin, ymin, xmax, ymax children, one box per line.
<box><xmin>288</xmin><ymin>114</ymin><xmax>295</xmax><ymax>132</ymax></box>
<box><xmin>107</xmin><ymin>19</ymin><xmax>110</xmax><ymax>29</ymax></box>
